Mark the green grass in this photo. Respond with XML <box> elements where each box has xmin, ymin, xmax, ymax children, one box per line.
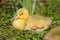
<box><xmin>0</xmin><ymin>0</ymin><xmax>60</xmax><ymax>40</ymax></box>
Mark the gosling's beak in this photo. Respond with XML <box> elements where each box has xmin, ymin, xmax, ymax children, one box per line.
<box><xmin>15</xmin><ymin>15</ymin><xmax>20</xmax><ymax>19</ymax></box>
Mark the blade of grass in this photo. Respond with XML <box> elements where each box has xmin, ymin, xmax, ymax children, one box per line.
<box><xmin>22</xmin><ymin>0</ymin><xmax>32</xmax><ymax>15</ymax></box>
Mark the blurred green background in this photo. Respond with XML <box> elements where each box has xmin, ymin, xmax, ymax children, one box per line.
<box><xmin>0</xmin><ymin>0</ymin><xmax>60</xmax><ymax>40</ymax></box>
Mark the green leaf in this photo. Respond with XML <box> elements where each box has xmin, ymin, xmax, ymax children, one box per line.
<box><xmin>22</xmin><ymin>0</ymin><xmax>32</xmax><ymax>15</ymax></box>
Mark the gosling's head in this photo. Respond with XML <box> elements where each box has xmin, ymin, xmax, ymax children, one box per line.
<box><xmin>15</xmin><ymin>8</ymin><xmax>29</xmax><ymax>20</ymax></box>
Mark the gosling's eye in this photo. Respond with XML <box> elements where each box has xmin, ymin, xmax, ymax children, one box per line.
<box><xmin>19</xmin><ymin>12</ymin><xmax>23</xmax><ymax>16</ymax></box>
<box><xmin>21</xmin><ymin>13</ymin><xmax>23</xmax><ymax>15</ymax></box>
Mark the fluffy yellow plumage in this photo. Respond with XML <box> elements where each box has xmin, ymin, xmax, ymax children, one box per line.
<box><xmin>13</xmin><ymin>19</ymin><xmax>26</xmax><ymax>30</ymax></box>
<box><xmin>12</xmin><ymin>8</ymin><xmax>51</xmax><ymax>31</ymax></box>
<box><xmin>12</xmin><ymin>8</ymin><xmax>29</xmax><ymax>30</ymax></box>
